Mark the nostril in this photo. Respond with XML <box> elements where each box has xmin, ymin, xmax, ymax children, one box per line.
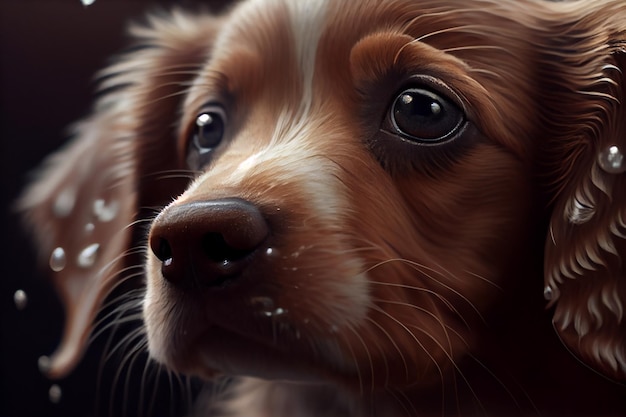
<box><xmin>201</xmin><ymin>233</ymin><xmax>251</xmax><ymax>263</ymax></box>
<box><xmin>155</xmin><ymin>238</ymin><xmax>173</xmax><ymax>265</ymax></box>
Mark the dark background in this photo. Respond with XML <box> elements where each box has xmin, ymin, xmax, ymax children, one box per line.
<box><xmin>0</xmin><ymin>1</ymin><xmax>226</xmax><ymax>416</ymax></box>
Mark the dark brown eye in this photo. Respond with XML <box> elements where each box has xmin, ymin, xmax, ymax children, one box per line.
<box><xmin>186</xmin><ymin>106</ymin><xmax>227</xmax><ymax>169</ymax></box>
<box><xmin>192</xmin><ymin>109</ymin><xmax>226</xmax><ymax>152</ymax></box>
<box><xmin>390</xmin><ymin>88</ymin><xmax>464</xmax><ymax>143</ymax></box>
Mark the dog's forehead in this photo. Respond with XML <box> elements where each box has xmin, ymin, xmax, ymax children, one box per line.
<box><xmin>202</xmin><ymin>0</ymin><xmax>527</xmax><ymax>99</ymax></box>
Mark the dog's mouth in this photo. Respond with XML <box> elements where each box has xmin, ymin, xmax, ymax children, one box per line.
<box><xmin>156</xmin><ymin>312</ymin><xmax>333</xmax><ymax>383</ymax></box>
<box><xmin>189</xmin><ymin>326</ymin><xmax>327</xmax><ymax>381</ymax></box>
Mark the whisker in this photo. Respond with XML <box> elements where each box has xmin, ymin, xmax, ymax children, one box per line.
<box><xmin>466</xmin><ymin>352</ymin><xmax>533</xmax><ymax>413</ymax></box>
<box><xmin>366</xmin><ymin>314</ymin><xmax>410</xmax><ymax>383</ymax></box>
<box><xmin>366</xmin><ymin>259</ymin><xmax>482</xmax><ymax>326</ymax></box>
<box><xmin>369</xmin><ymin>280</ymin><xmax>459</xmax><ymax>314</ymax></box>
<box><xmin>385</xmin><ymin>387</ymin><xmax>418</xmax><ymax>417</ymax></box>
<box><xmin>342</xmin><ymin>325</ymin><xmax>374</xmax><ymax>395</ymax></box>
<box><xmin>406</xmin><ymin>323</ymin><xmax>486</xmax><ymax>414</ymax></box>
<box><xmin>146</xmin><ymin>363</ymin><xmax>163</xmax><ymax>417</ymax></box>
<box><xmin>122</xmin><ymin>338</ymin><xmax>149</xmax><ymax>417</ymax></box>
<box><xmin>369</xmin><ymin>303</ymin><xmax>445</xmax><ymax>387</ymax></box>
<box><xmin>443</xmin><ymin>43</ymin><xmax>507</xmax><ymax>52</ymax></box>
<box><xmin>381</xmin><ymin>258</ymin><xmax>487</xmax><ymax>323</ymax></box>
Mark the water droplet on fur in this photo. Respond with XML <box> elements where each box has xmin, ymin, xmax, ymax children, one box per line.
<box><xmin>163</xmin><ymin>258</ymin><xmax>173</xmax><ymax>267</ymax></box>
<box><xmin>53</xmin><ymin>188</ymin><xmax>76</xmax><ymax>218</ymax></box>
<box><xmin>598</xmin><ymin>145</ymin><xmax>626</xmax><ymax>174</ymax></box>
<box><xmin>38</xmin><ymin>355</ymin><xmax>51</xmax><ymax>373</ymax></box>
<box><xmin>81</xmin><ymin>0</ymin><xmax>95</xmax><ymax>5</ymax></box>
<box><xmin>261</xmin><ymin>303</ymin><xmax>287</xmax><ymax>317</ymax></box>
<box><xmin>77</xmin><ymin>243</ymin><xmax>100</xmax><ymax>268</ymax></box>
<box><xmin>85</xmin><ymin>223</ymin><xmax>95</xmax><ymax>234</ymax></box>
<box><xmin>13</xmin><ymin>290</ymin><xmax>28</xmax><ymax>310</ymax></box>
<box><xmin>48</xmin><ymin>384</ymin><xmax>62</xmax><ymax>403</ymax></box>
<box><xmin>251</xmin><ymin>296</ymin><xmax>274</xmax><ymax>309</ymax></box>
<box><xmin>265</xmin><ymin>247</ymin><xmax>274</xmax><ymax>256</ymax></box>
<box><xmin>49</xmin><ymin>247</ymin><xmax>66</xmax><ymax>272</ymax></box>
<box><xmin>544</xmin><ymin>286</ymin><xmax>553</xmax><ymax>301</ymax></box>
<box><xmin>93</xmin><ymin>198</ymin><xmax>119</xmax><ymax>222</ymax></box>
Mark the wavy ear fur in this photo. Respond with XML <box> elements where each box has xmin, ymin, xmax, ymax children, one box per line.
<box><xmin>18</xmin><ymin>9</ymin><xmax>222</xmax><ymax>378</ymax></box>
<box><xmin>542</xmin><ymin>1</ymin><xmax>626</xmax><ymax>381</ymax></box>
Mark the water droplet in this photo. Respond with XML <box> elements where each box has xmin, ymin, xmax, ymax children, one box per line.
<box><xmin>48</xmin><ymin>384</ymin><xmax>62</xmax><ymax>403</ymax></box>
<box><xmin>598</xmin><ymin>145</ymin><xmax>626</xmax><ymax>174</ymax></box>
<box><xmin>85</xmin><ymin>223</ymin><xmax>95</xmax><ymax>234</ymax></box>
<box><xmin>265</xmin><ymin>247</ymin><xmax>274</xmax><ymax>256</ymax></box>
<box><xmin>49</xmin><ymin>247</ymin><xmax>66</xmax><ymax>272</ymax></box>
<box><xmin>53</xmin><ymin>188</ymin><xmax>76</xmax><ymax>218</ymax></box>
<box><xmin>544</xmin><ymin>286</ymin><xmax>553</xmax><ymax>301</ymax></box>
<box><xmin>274</xmin><ymin>307</ymin><xmax>286</xmax><ymax>316</ymax></box>
<box><xmin>93</xmin><ymin>198</ymin><xmax>119</xmax><ymax>222</ymax></box>
<box><xmin>163</xmin><ymin>258</ymin><xmax>173</xmax><ymax>267</ymax></box>
<box><xmin>77</xmin><ymin>243</ymin><xmax>100</xmax><ymax>268</ymax></box>
<box><xmin>254</xmin><ymin>296</ymin><xmax>278</xmax><ymax>318</ymax></box>
<box><xmin>13</xmin><ymin>290</ymin><xmax>28</xmax><ymax>310</ymax></box>
<box><xmin>81</xmin><ymin>0</ymin><xmax>95</xmax><ymax>5</ymax></box>
<box><xmin>38</xmin><ymin>355</ymin><xmax>51</xmax><ymax>374</ymax></box>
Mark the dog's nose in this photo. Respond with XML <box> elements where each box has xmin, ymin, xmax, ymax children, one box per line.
<box><xmin>149</xmin><ymin>198</ymin><xmax>269</xmax><ymax>288</ymax></box>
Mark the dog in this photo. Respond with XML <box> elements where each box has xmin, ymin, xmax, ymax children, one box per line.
<box><xmin>20</xmin><ymin>0</ymin><xmax>626</xmax><ymax>415</ymax></box>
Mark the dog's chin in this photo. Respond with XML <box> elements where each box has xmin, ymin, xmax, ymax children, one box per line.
<box><xmin>147</xmin><ymin>324</ymin><xmax>327</xmax><ymax>383</ymax></box>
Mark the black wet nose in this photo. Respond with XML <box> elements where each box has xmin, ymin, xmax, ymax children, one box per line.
<box><xmin>149</xmin><ymin>198</ymin><xmax>269</xmax><ymax>288</ymax></box>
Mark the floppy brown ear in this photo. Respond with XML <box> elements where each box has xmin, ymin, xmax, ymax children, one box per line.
<box><xmin>19</xmin><ymin>10</ymin><xmax>222</xmax><ymax>379</ymax></box>
<box><xmin>542</xmin><ymin>4</ymin><xmax>626</xmax><ymax>381</ymax></box>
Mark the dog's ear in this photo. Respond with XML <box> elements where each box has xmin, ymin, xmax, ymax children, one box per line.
<box><xmin>18</xmin><ymin>10</ymin><xmax>222</xmax><ymax>379</ymax></box>
<box><xmin>542</xmin><ymin>4</ymin><xmax>626</xmax><ymax>381</ymax></box>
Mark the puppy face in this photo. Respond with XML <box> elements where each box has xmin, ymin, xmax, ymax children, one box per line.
<box><xmin>20</xmin><ymin>0</ymin><xmax>626</xmax><ymax>410</ymax></box>
<box><xmin>143</xmin><ymin>0</ymin><xmax>535</xmax><ymax>388</ymax></box>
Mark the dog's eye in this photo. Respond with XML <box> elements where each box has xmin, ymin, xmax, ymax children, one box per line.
<box><xmin>389</xmin><ymin>88</ymin><xmax>464</xmax><ymax>143</ymax></box>
<box><xmin>192</xmin><ymin>109</ymin><xmax>226</xmax><ymax>152</ymax></box>
<box><xmin>186</xmin><ymin>106</ymin><xmax>227</xmax><ymax>169</ymax></box>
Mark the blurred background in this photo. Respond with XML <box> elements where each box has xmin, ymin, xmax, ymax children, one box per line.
<box><xmin>0</xmin><ymin>1</ymin><xmax>227</xmax><ymax>416</ymax></box>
